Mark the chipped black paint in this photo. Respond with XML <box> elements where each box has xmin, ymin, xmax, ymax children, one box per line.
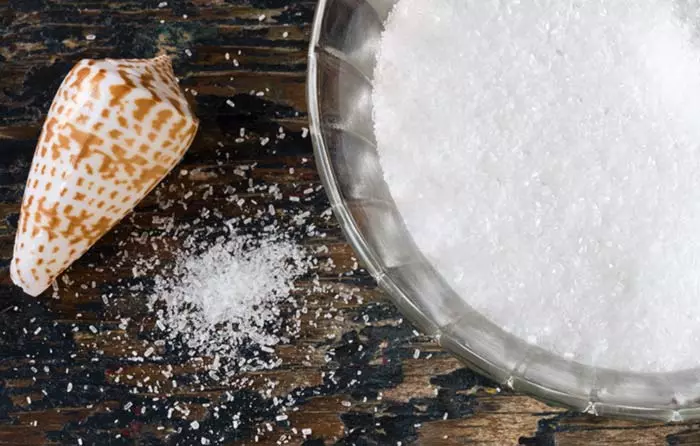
<box><xmin>0</xmin><ymin>1</ymin><xmax>643</xmax><ymax>445</ymax></box>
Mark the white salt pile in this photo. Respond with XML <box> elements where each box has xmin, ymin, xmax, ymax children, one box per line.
<box><xmin>149</xmin><ymin>226</ymin><xmax>312</xmax><ymax>372</ymax></box>
<box><xmin>374</xmin><ymin>0</ymin><xmax>700</xmax><ymax>372</ymax></box>
<box><xmin>102</xmin><ymin>159</ymin><xmax>358</xmax><ymax>382</ymax></box>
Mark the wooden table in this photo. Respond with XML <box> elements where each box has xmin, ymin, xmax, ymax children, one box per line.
<box><xmin>0</xmin><ymin>2</ymin><xmax>698</xmax><ymax>445</ymax></box>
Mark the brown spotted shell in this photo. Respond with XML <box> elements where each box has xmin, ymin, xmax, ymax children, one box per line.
<box><xmin>11</xmin><ymin>55</ymin><xmax>199</xmax><ymax>296</ymax></box>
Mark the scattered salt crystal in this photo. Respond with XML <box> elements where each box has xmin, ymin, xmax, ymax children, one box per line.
<box><xmin>375</xmin><ymin>0</ymin><xmax>700</xmax><ymax>372</ymax></box>
<box><xmin>190</xmin><ymin>421</ymin><xmax>200</xmax><ymax>430</ymax></box>
<box><xmin>226</xmin><ymin>99</ymin><xmax>236</xmax><ymax>108</ymax></box>
<box><xmin>85</xmin><ymin>34</ymin><xmax>96</xmax><ymax>41</ymax></box>
<box><xmin>67</xmin><ymin>382</ymin><xmax>73</xmax><ymax>393</ymax></box>
<box><xmin>185</xmin><ymin>49</ymin><xmax>192</xmax><ymax>57</ymax></box>
<box><xmin>149</xmin><ymin>224</ymin><xmax>312</xmax><ymax>374</ymax></box>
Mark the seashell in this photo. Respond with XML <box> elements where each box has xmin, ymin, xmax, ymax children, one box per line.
<box><xmin>11</xmin><ymin>55</ymin><xmax>199</xmax><ymax>296</ymax></box>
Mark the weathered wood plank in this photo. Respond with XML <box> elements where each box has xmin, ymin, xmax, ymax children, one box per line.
<box><xmin>2</xmin><ymin>1</ymin><xmax>700</xmax><ymax>445</ymax></box>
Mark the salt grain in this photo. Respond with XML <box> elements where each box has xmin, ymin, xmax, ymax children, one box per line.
<box><xmin>149</xmin><ymin>225</ymin><xmax>312</xmax><ymax>373</ymax></box>
<box><xmin>375</xmin><ymin>0</ymin><xmax>700</xmax><ymax>372</ymax></box>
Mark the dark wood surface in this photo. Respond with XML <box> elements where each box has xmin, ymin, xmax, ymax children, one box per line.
<box><xmin>1</xmin><ymin>1</ymin><xmax>700</xmax><ymax>445</ymax></box>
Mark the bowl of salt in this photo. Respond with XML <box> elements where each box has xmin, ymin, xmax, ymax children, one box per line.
<box><xmin>308</xmin><ymin>0</ymin><xmax>700</xmax><ymax>420</ymax></box>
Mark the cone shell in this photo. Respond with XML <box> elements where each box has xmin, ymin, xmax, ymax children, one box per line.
<box><xmin>11</xmin><ymin>56</ymin><xmax>199</xmax><ymax>296</ymax></box>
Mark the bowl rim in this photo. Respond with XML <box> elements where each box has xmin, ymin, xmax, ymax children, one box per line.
<box><xmin>306</xmin><ymin>0</ymin><xmax>700</xmax><ymax>422</ymax></box>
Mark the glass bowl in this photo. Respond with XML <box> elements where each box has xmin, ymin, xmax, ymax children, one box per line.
<box><xmin>307</xmin><ymin>0</ymin><xmax>700</xmax><ymax>421</ymax></box>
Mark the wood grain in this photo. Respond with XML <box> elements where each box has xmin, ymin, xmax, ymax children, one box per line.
<box><xmin>1</xmin><ymin>1</ymin><xmax>699</xmax><ymax>445</ymax></box>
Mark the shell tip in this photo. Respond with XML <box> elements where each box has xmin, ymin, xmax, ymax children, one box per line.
<box><xmin>10</xmin><ymin>261</ymin><xmax>46</xmax><ymax>297</ymax></box>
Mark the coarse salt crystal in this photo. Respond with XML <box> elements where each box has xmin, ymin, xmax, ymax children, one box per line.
<box><xmin>148</xmin><ymin>224</ymin><xmax>312</xmax><ymax>375</ymax></box>
<box><xmin>375</xmin><ymin>0</ymin><xmax>700</xmax><ymax>373</ymax></box>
